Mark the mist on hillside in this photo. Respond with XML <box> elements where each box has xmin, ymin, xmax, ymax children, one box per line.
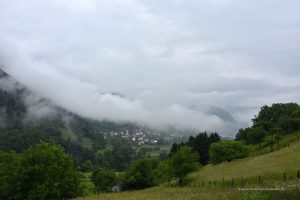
<box><xmin>1</xmin><ymin>0</ymin><xmax>300</xmax><ymax>136</ymax></box>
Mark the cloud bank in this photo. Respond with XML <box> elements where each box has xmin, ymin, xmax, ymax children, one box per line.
<box><xmin>1</xmin><ymin>0</ymin><xmax>300</xmax><ymax>135</ymax></box>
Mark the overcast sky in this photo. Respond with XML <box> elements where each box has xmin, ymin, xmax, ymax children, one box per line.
<box><xmin>1</xmin><ymin>0</ymin><xmax>300</xmax><ymax>135</ymax></box>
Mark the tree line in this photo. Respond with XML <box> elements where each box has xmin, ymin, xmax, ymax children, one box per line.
<box><xmin>236</xmin><ymin>103</ymin><xmax>300</xmax><ymax>145</ymax></box>
<box><xmin>92</xmin><ymin>145</ymin><xmax>199</xmax><ymax>191</ymax></box>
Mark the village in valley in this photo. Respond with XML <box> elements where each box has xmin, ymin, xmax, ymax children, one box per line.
<box><xmin>104</xmin><ymin>129</ymin><xmax>159</xmax><ymax>146</ymax></box>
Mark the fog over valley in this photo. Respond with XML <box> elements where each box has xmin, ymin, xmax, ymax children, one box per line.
<box><xmin>1</xmin><ymin>0</ymin><xmax>300</xmax><ymax>136</ymax></box>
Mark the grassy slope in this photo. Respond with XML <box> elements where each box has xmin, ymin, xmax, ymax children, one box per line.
<box><xmin>248</xmin><ymin>131</ymin><xmax>300</xmax><ymax>156</ymax></box>
<box><xmin>76</xmin><ymin>187</ymin><xmax>235</xmax><ymax>200</ymax></box>
<box><xmin>77</xmin><ymin>139</ymin><xmax>300</xmax><ymax>200</ymax></box>
<box><xmin>192</xmin><ymin>140</ymin><xmax>300</xmax><ymax>183</ymax></box>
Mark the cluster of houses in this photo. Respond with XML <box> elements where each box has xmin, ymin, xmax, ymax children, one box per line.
<box><xmin>104</xmin><ymin>129</ymin><xmax>158</xmax><ymax>145</ymax></box>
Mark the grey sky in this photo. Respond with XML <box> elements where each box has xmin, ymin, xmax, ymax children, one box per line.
<box><xmin>1</xmin><ymin>0</ymin><xmax>300</xmax><ymax>135</ymax></box>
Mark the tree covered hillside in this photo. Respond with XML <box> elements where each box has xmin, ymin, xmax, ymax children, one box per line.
<box><xmin>0</xmin><ymin>69</ymin><xmax>140</xmax><ymax>166</ymax></box>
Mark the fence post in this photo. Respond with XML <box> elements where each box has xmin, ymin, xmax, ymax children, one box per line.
<box><xmin>222</xmin><ymin>177</ymin><xmax>225</xmax><ymax>186</ymax></box>
<box><xmin>258</xmin><ymin>176</ymin><xmax>263</xmax><ymax>185</ymax></box>
<box><xmin>241</xmin><ymin>176</ymin><xmax>244</xmax><ymax>188</ymax></box>
<box><xmin>231</xmin><ymin>178</ymin><xmax>234</xmax><ymax>188</ymax></box>
<box><xmin>297</xmin><ymin>170</ymin><xmax>300</xmax><ymax>180</ymax></box>
<box><xmin>284</xmin><ymin>172</ymin><xmax>286</xmax><ymax>182</ymax></box>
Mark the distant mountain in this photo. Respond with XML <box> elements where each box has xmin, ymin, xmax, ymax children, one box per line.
<box><xmin>206</xmin><ymin>107</ymin><xmax>236</xmax><ymax>123</ymax></box>
<box><xmin>189</xmin><ymin>104</ymin><xmax>236</xmax><ymax>123</ymax></box>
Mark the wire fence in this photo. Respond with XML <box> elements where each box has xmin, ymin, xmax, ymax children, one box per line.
<box><xmin>187</xmin><ymin>170</ymin><xmax>300</xmax><ymax>190</ymax></box>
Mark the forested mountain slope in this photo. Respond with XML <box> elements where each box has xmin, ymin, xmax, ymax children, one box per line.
<box><xmin>0</xmin><ymin>68</ymin><xmax>140</xmax><ymax>165</ymax></box>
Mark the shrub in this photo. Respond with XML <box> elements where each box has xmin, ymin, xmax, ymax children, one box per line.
<box><xmin>123</xmin><ymin>158</ymin><xmax>159</xmax><ymax>190</ymax></box>
<box><xmin>91</xmin><ymin>168</ymin><xmax>116</xmax><ymax>192</ymax></box>
<box><xmin>209</xmin><ymin>141</ymin><xmax>249</xmax><ymax>164</ymax></box>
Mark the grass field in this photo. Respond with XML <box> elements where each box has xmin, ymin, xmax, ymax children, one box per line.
<box><xmin>76</xmin><ymin>187</ymin><xmax>236</xmax><ymax>200</ymax></box>
<box><xmin>248</xmin><ymin>131</ymin><xmax>300</xmax><ymax>156</ymax></box>
<box><xmin>192</xmin><ymin>139</ymin><xmax>300</xmax><ymax>184</ymax></box>
<box><xmin>76</xmin><ymin>138</ymin><xmax>300</xmax><ymax>200</ymax></box>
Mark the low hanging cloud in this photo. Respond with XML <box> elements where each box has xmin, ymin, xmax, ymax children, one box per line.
<box><xmin>1</xmin><ymin>0</ymin><xmax>300</xmax><ymax>135</ymax></box>
<box><xmin>1</xmin><ymin>56</ymin><xmax>226</xmax><ymax>133</ymax></box>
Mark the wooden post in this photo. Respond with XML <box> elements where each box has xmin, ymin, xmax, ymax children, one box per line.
<box><xmin>297</xmin><ymin>170</ymin><xmax>300</xmax><ymax>180</ymax></box>
<box><xmin>231</xmin><ymin>178</ymin><xmax>234</xmax><ymax>188</ymax></box>
<box><xmin>284</xmin><ymin>172</ymin><xmax>286</xmax><ymax>182</ymax></box>
<box><xmin>241</xmin><ymin>176</ymin><xmax>244</xmax><ymax>188</ymax></box>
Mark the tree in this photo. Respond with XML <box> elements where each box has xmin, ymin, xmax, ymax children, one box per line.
<box><xmin>0</xmin><ymin>151</ymin><xmax>21</xmax><ymax>200</ymax></box>
<box><xmin>169</xmin><ymin>146</ymin><xmax>199</xmax><ymax>186</ymax></box>
<box><xmin>169</xmin><ymin>142</ymin><xmax>184</xmax><ymax>157</ymax></box>
<box><xmin>92</xmin><ymin>133</ymin><xmax>106</xmax><ymax>151</ymax></box>
<box><xmin>170</xmin><ymin>132</ymin><xmax>221</xmax><ymax>165</ymax></box>
<box><xmin>157</xmin><ymin>159</ymin><xmax>173</xmax><ymax>185</ymax></box>
<box><xmin>110</xmin><ymin>138</ymin><xmax>134</xmax><ymax>171</ymax></box>
<box><xmin>18</xmin><ymin>142</ymin><xmax>83</xmax><ymax>199</ymax></box>
<box><xmin>123</xmin><ymin>158</ymin><xmax>159</xmax><ymax>190</ymax></box>
<box><xmin>209</xmin><ymin>141</ymin><xmax>249</xmax><ymax>164</ymax></box>
<box><xmin>81</xmin><ymin>160</ymin><xmax>94</xmax><ymax>172</ymax></box>
<box><xmin>235</xmin><ymin>127</ymin><xmax>266</xmax><ymax>145</ymax></box>
<box><xmin>186</xmin><ymin>132</ymin><xmax>220</xmax><ymax>165</ymax></box>
<box><xmin>263</xmin><ymin>135</ymin><xmax>276</xmax><ymax>151</ymax></box>
<box><xmin>91</xmin><ymin>168</ymin><xmax>116</xmax><ymax>192</ymax></box>
<box><xmin>0</xmin><ymin>129</ymin><xmax>49</xmax><ymax>153</ymax></box>
<box><xmin>279</xmin><ymin>117</ymin><xmax>300</xmax><ymax>133</ymax></box>
<box><xmin>236</xmin><ymin>103</ymin><xmax>300</xmax><ymax>145</ymax></box>
<box><xmin>209</xmin><ymin>132</ymin><xmax>221</xmax><ymax>144</ymax></box>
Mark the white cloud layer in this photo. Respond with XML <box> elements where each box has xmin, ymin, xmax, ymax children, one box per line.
<box><xmin>1</xmin><ymin>0</ymin><xmax>300</xmax><ymax>135</ymax></box>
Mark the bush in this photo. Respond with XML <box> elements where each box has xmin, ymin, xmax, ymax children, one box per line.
<box><xmin>123</xmin><ymin>158</ymin><xmax>159</xmax><ymax>190</ymax></box>
<box><xmin>209</xmin><ymin>141</ymin><xmax>249</xmax><ymax>164</ymax></box>
<box><xmin>91</xmin><ymin>168</ymin><xmax>116</xmax><ymax>192</ymax></box>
